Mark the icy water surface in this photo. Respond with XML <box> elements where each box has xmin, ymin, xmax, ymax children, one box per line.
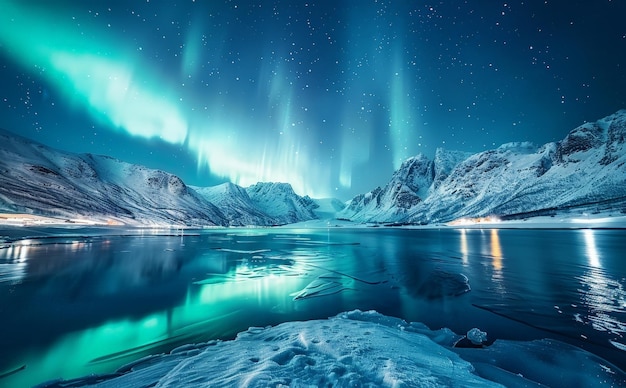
<box><xmin>0</xmin><ymin>227</ymin><xmax>625</xmax><ymax>386</ymax></box>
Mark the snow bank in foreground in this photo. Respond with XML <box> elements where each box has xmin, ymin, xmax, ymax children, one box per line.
<box><xmin>39</xmin><ymin>310</ymin><xmax>625</xmax><ymax>387</ymax></box>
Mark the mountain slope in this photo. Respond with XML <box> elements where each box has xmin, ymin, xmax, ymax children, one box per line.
<box><xmin>0</xmin><ymin>129</ymin><xmax>228</xmax><ymax>226</ymax></box>
<box><xmin>342</xmin><ymin>110</ymin><xmax>626</xmax><ymax>224</ymax></box>
<box><xmin>194</xmin><ymin>183</ymin><xmax>280</xmax><ymax>226</ymax></box>
<box><xmin>339</xmin><ymin>149</ymin><xmax>470</xmax><ymax>222</ymax></box>
<box><xmin>245</xmin><ymin>182</ymin><xmax>318</xmax><ymax>225</ymax></box>
<box><xmin>0</xmin><ymin>129</ymin><xmax>324</xmax><ymax>227</ymax></box>
<box><xmin>311</xmin><ymin>198</ymin><xmax>346</xmax><ymax>220</ymax></box>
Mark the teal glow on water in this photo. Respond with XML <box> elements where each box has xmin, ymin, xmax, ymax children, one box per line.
<box><xmin>0</xmin><ymin>227</ymin><xmax>625</xmax><ymax>386</ymax></box>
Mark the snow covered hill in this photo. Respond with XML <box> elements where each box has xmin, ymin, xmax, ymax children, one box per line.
<box><xmin>42</xmin><ymin>310</ymin><xmax>626</xmax><ymax>387</ymax></box>
<box><xmin>0</xmin><ymin>129</ymin><xmax>228</xmax><ymax>226</ymax></box>
<box><xmin>339</xmin><ymin>149</ymin><xmax>471</xmax><ymax>222</ymax></box>
<box><xmin>342</xmin><ymin>110</ymin><xmax>626</xmax><ymax>224</ymax></box>
<box><xmin>194</xmin><ymin>182</ymin><xmax>320</xmax><ymax>226</ymax></box>
<box><xmin>193</xmin><ymin>183</ymin><xmax>273</xmax><ymax>226</ymax></box>
<box><xmin>0</xmin><ymin>129</ymin><xmax>318</xmax><ymax>227</ymax></box>
<box><xmin>245</xmin><ymin>182</ymin><xmax>318</xmax><ymax>225</ymax></box>
<box><xmin>3</xmin><ymin>109</ymin><xmax>624</xmax><ymax>227</ymax></box>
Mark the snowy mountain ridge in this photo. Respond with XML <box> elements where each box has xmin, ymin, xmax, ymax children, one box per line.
<box><xmin>2</xmin><ymin>110</ymin><xmax>624</xmax><ymax>227</ymax></box>
<box><xmin>0</xmin><ymin>129</ymin><xmax>318</xmax><ymax>226</ymax></box>
<box><xmin>192</xmin><ymin>183</ymin><xmax>272</xmax><ymax>226</ymax></box>
<box><xmin>194</xmin><ymin>182</ymin><xmax>319</xmax><ymax>226</ymax></box>
<box><xmin>245</xmin><ymin>182</ymin><xmax>318</xmax><ymax>225</ymax></box>
<box><xmin>340</xmin><ymin>148</ymin><xmax>471</xmax><ymax>222</ymax></box>
<box><xmin>341</xmin><ymin>110</ymin><xmax>626</xmax><ymax>224</ymax></box>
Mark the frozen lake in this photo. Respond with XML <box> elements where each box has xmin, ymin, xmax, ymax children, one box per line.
<box><xmin>1</xmin><ymin>227</ymin><xmax>625</xmax><ymax>386</ymax></box>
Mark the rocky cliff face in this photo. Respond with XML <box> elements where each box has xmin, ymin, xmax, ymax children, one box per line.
<box><xmin>342</xmin><ymin>110</ymin><xmax>626</xmax><ymax>224</ymax></box>
<box><xmin>339</xmin><ymin>149</ymin><xmax>469</xmax><ymax>222</ymax></box>
<box><xmin>339</xmin><ymin>155</ymin><xmax>433</xmax><ymax>222</ymax></box>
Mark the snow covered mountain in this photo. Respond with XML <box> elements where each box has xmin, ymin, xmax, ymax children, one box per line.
<box><xmin>339</xmin><ymin>149</ymin><xmax>470</xmax><ymax>222</ymax></box>
<box><xmin>245</xmin><ymin>182</ymin><xmax>318</xmax><ymax>225</ymax></box>
<box><xmin>4</xmin><ymin>109</ymin><xmax>624</xmax><ymax>227</ymax></box>
<box><xmin>0</xmin><ymin>129</ymin><xmax>228</xmax><ymax>226</ymax></box>
<box><xmin>342</xmin><ymin>110</ymin><xmax>626</xmax><ymax>224</ymax></box>
<box><xmin>310</xmin><ymin>197</ymin><xmax>347</xmax><ymax>220</ymax></box>
<box><xmin>194</xmin><ymin>182</ymin><xmax>319</xmax><ymax>226</ymax></box>
<box><xmin>0</xmin><ymin>129</ymin><xmax>318</xmax><ymax>227</ymax></box>
<box><xmin>192</xmin><ymin>183</ymin><xmax>272</xmax><ymax>226</ymax></box>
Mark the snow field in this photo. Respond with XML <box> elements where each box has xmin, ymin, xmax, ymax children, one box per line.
<box><xmin>42</xmin><ymin>310</ymin><xmax>626</xmax><ymax>387</ymax></box>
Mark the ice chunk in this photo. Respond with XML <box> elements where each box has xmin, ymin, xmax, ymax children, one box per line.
<box><xmin>467</xmin><ymin>328</ymin><xmax>488</xmax><ymax>345</ymax></box>
<box><xmin>290</xmin><ymin>274</ymin><xmax>354</xmax><ymax>300</ymax></box>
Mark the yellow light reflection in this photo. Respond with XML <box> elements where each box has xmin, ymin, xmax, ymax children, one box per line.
<box><xmin>490</xmin><ymin>229</ymin><xmax>502</xmax><ymax>271</ymax></box>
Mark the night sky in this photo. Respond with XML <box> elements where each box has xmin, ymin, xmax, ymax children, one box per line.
<box><xmin>1</xmin><ymin>1</ymin><xmax>625</xmax><ymax>199</ymax></box>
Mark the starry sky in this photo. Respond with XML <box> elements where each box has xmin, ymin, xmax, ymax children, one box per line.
<box><xmin>1</xmin><ymin>0</ymin><xmax>625</xmax><ymax>199</ymax></box>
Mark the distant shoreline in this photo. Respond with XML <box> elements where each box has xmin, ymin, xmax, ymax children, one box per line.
<box><xmin>1</xmin><ymin>212</ymin><xmax>625</xmax><ymax>232</ymax></box>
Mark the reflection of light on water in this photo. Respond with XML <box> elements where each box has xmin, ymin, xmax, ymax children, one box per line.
<box><xmin>0</xmin><ymin>243</ymin><xmax>30</xmax><ymax>283</ymax></box>
<box><xmin>7</xmin><ymin>260</ymin><xmax>305</xmax><ymax>387</ymax></box>
<box><xmin>577</xmin><ymin>229</ymin><xmax>626</xmax><ymax>339</ymax></box>
<box><xmin>460</xmin><ymin>229</ymin><xmax>468</xmax><ymax>265</ymax></box>
<box><xmin>4</xmin><ymin>244</ymin><xmax>30</xmax><ymax>262</ymax></box>
<box><xmin>583</xmin><ymin>229</ymin><xmax>600</xmax><ymax>267</ymax></box>
<box><xmin>69</xmin><ymin>240</ymin><xmax>88</xmax><ymax>252</ymax></box>
<box><xmin>7</xmin><ymin>311</ymin><xmax>171</xmax><ymax>388</ymax></box>
<box><xmin>490</xmin><ymin>229</ymin><xmax>502</xmax><ymax>271</ymax></box>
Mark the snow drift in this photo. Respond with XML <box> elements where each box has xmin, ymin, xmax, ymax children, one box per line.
<box><xmin>38</xmin><ymin>310</ymin><xmax>625</xmax><ymax>387</ymax></box>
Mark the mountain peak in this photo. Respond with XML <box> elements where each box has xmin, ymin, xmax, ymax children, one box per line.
<box><xmin>245</xmin><ymin>182</ymin><xmax>317</xmax><ymax>224</ymax></box>
<box><xmin>343</xmin><ymin>109</ymin><xmax>626</xmax><ymax>224</ymax></box>
<box><xmin>496</xmin><ymin>142</ymin><xmax>537</xmax><ymax>153</ymax></box>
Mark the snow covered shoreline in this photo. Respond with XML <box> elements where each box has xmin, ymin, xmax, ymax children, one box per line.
<box><xmin>281</xmin><ymin>213</ymin><xmax>626</xmax><ymax>230</ymax></box>
<box><xmin>37</xmin><ymin>310</ymin><xmax>625</xmax><ymax>387</ymax></box>
<box><xmin>1</xmin><ymin>213</ymin><xmax>625</xmax><ymax>235</ymax></box>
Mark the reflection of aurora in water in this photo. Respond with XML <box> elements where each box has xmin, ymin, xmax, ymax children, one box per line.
<box><xmin>1</xmin><ymin>228</ymin><xmax>626</xmax><ymax>386</ymax></box>
<box><xmin>0</xmin><ymin>230</ymin><xmax>389</xmax><ymax>386</ymax></box>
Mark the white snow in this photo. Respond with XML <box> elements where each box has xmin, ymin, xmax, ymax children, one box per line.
<box><xmin>39</xmin><ymin>310</ymin><xmax>625</xmax><ymax>387</ymax></box>
<box><xmin>466</xmin><ymin>328</ymin><xmax>488</xmax><ymax>345</ymax></box>
<box><xmin>0</xmin><ymin>129</ymin><xmax>226</xmax><ymax>227</ymax></box>
<box><xmin>444</xmin><ymin>213</ymin><xmax>626</xmax><ymax>229</ymax></box>
<box><xmin>245</xmin><ymin>182</ymin><xmax>318</xmax><ymax>224</ymax></box>
<box><xmin>341</xmin><ymin>110</ymin><xmax>626</xmax><ymax>225</ymax></box>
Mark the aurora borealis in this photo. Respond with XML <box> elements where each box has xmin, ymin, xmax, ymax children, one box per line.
<box><xmin>1</xmin><ymin>1</ymin><xmax>625</xmax><ymax>198</ymax></box>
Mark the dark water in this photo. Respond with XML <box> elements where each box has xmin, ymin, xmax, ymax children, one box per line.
<box><xmin>0</xmin><ymin>227</ymin><xmax>625</xmax><ymax>386</ymax></box>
